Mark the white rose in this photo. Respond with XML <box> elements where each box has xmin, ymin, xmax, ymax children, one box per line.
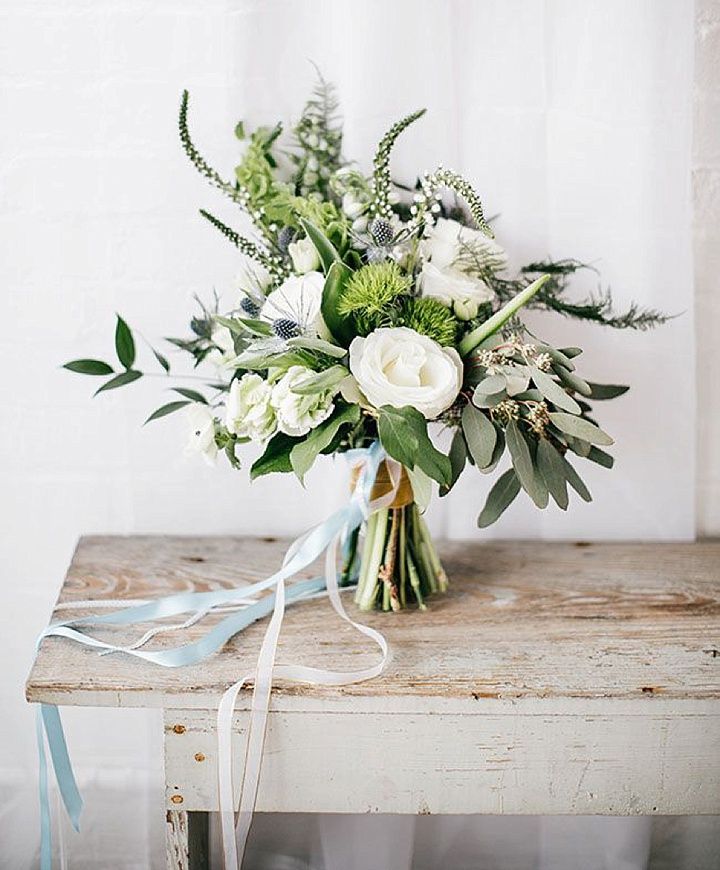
<box><xmin>421</xmin><ymin>217</ymin><xmax>508</xmax><ymax>271</ymax></box>
<box><xmin>419</xmin><ymin>261</ymin><xmax>495</xmax><ymax>308</ymax></box>
<box><xmin>185</xmin><ymin>404</ymin><xmax>218</xmax><ymax>465</ymax></box>
<box><xmin>349</xmin><ymin>327</ymin><xmax>463</xmax><ymax>420</ymax></box>
<box><xmin>287</xmin><ymin>237</ymin><xmax>321</xmax><ymax>275</ymax></box>
<box><xmin>270</xmin><ymin>365</ymin><xmax>336</xmax><ymax>436</ymax></box>
<box><xmin>225</xmin><ymin>373</ymin><xmax>276</xmax><ymax>442</ymax></box>
<box><xmin>261</xmin><ymin>272</ymin><xmax>325</xmax><ymax>334</ymax></box>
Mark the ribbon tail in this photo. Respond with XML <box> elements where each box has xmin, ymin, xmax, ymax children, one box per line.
<box><xmin>41</xmin><ymin>705</ymin><xmax>83</xmax><ymax>831</ymax></box>
<box><xmin>36</xmin><ymin>707</ymin><xmax>52</xmax><ymax>870</ymax></box>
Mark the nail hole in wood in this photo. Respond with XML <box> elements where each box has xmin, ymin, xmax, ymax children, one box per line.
<box><xmin>172</xmin><ymin>724</ymin><xmax>186</xmax><ymax>734</ymax></box>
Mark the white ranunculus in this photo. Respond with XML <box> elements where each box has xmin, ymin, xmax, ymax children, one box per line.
<box><xmin>349</xmin><ymin>327</ymin><xmax>463</xmax><ymax>420</ymax></box>
<box><xmin>261</xmin><ymin>272</ymin><xmax>325</xmax><ymax>334</ymax></box>
<box><xmin>225</xmin><ymin>373</ymin><xmax>276</xmax><ymax>442</ymax></box>
<box><xmin>270</xmin><ymin>365</ymin><xmax>336</xmax><ymax>436</ymax></box>
<box><xmin>185</xmin><ymin>404</ymin><xmax>218</xmax><ymax>465</ymax></box>
<box><xmin>419</xmin><ymin>261</ymin><xmax>495</xmax><ymax>309</ymax></box>
<box><xmin>288</xmin><ymin>237</ymin><xmax>320</xmax><ymax>275</ymax></box>
<box><xmin>421</xmin><ymin>217</ymin><xmax>508</xmax><ymax>271</ymax></box>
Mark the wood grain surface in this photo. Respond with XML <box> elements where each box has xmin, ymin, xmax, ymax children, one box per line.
<box><xmin>25</xmin><ymin>536</ymin><xmax>720</xmax><ymax>710</ymax></box>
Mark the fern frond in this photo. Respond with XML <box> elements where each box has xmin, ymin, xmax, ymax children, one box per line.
<box><xmin>199</xmin><ymin>209</ymin><xmax>288</xmax><ymax>279</ymax></box>
<box><xmin>370</xmin><ymin>109</ymin><xmax>427</xmax><ymax>219</ymax></box>
<box><xmin>292</xmin><ymin>67</ymin><xmax>344</xmax><ymax>197</ymax></box>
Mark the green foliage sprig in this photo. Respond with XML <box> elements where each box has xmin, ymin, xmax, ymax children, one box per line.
<box><xmin>291</xmin><ymin>69</ymin><xmax>343</xmax><ymax>197</ymax></box>
<box><xmin>199</xmin><ymin>209</ymin><xmax>288</xmax><ymax>280</ymax></box>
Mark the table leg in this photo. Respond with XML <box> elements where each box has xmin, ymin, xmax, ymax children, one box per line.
<box><xmin>166</xmin><ymin>810</ymin><xmax>210</xmax><ymax>870</ymax></box>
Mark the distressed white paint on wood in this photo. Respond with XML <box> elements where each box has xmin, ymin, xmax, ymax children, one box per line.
<box><xmin>162</xmin><ymin>704</ymin><xmax>720</xmax><ymax>816</ymax></box>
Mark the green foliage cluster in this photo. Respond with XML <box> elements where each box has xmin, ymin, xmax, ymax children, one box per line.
<box><xmin>291</xmin><ymin>71</ymin><xmax>343</xmax><ymax>197</ymax></box>
<box><xmin>396</xmin><ymin>297</ymin><xmax>457</xmax><ymax>346</ymax></box>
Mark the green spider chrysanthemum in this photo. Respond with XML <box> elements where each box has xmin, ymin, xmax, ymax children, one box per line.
<box><xmin>337</xmin><ymin>262</ymin><xmax>412</xmax><ymax>335</ymax></box>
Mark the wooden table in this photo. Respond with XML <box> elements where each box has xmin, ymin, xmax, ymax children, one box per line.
<box><xmin>26</xmin><ymin>536</ymin><xmax>720</xmax><ymax>869</ymax></box>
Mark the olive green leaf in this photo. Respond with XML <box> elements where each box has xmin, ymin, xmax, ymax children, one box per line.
<box><xmin>505</xmin><ymin>419</ymin><xmax>548</xmax><ymax>508</ymax></box>
<box><xmin>173</xmin><ymin>387</ymin><xmax>208</xmax><ymax>404</ymax></box>
<box><xmin>94</xmin><ymin>369</ymin><xmax>142</xmax><ymax>396</ymax></box>
<box><xmin>144</xmin><ymin>400</ymin><xmax>191</xmax><ymax>424</ymax></box>
<box><xmin>462</xmin><ymin>404</ymin><xmax>497</xmax><ymax>468</ymax></box>
<box><xmin>63</xmin><ymin>359</ymin><xmax>114</xmax><ymax>376</ymax></box>
<box><xmin>554</xmin><ymin>366</ymin><xmax>592</xmax><ymax>397</ymax></box>
<box><xmin>440</xmin><ymin>428</ymin><xmax>467</xmax><ymax>496</ymax></box>
<box><xmin>299</xmin><ymin>218</ymin><xmax>340</xmax><ymax>273</ymax></box>
<box><xmin>114</xmin><ymin>315</ymin><xmax>135</xmax><ymax>369</ymax></box>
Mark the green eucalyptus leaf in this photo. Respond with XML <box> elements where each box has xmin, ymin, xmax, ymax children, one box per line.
<box><xmin>474</xmin><ymin>374</ymin><xmax>506</xmax><ymax>396</ymax></box>
<box><xmin>558</xmin><ymin>346</ymin><xmax>583</xmax><ymax>359</ymax></box>
<box><xmin>479</xmin><ymin>425</ymin><xmax>506</xmax><ymax>474</ymax></box>
<box><xmin>554</xmin><ymin>366</ymin><xmax>592</xmax><ymax>397</ymax></box>
<box><xmin>290</xmin><ymin>365</ymin><xmax>348</xmax><ymax>395</ymax></box>
<box><xmin>114</xmin><ymin>315</ymin><xmax>135</xmax><ymax>369</ymax></box>
<box><xmin>472</xmin><ymin>390</ymin><xmax>507</xmax><ymax>409</ymax></box>
<box><xmin>63</xmin><ymin>359</ymin><xmax>114</xmax><ymax>376</ymax></box>
<box><xmin>462</xmin><ymin>404</ymin><xmax>497</xmax><ymax>468</ymax></box>
<box><xmin>565</xmin><ymin>435</ymin><xmax>591</xmax><ymax>458</ymax></box>
<box><xmin>586</xmin><ymin>446</ymin><xmax>614</xmax><ymax>469</ymax></box>
<box><xmin>250</xmin><ymin>432</ymin><xmax>300</xmax><ymax>479</ymax></box>
<box><xmin>290</xmin><ymin>403</ymin><xmax>360</xmax><ymax>482</ymax></box>
<box><xmin>144</xmin><ymin>400</ymin><xmax>191</xmax><ymax>424</ymax></box>
<box><xmin>506</xmin><ymin>420</ymin><xmax>547</xmax><ymax>508</ymax></box>
<box><xmin>477</xmin><ymin>468</ymin><xmax>521</xmax><ymax>527</ymax></box>
<box><xmin>586</xmin><ymin>382</ymin><xmax>630</xmax><ymax>400</ymax></box>
<box><xmin>94</xmin><ymin>369</ymin><xmax>142</xmax><ymax>396</ymax></box>
<box><xmin>549</xmin><ymin>412</ymin><xmax>614</xmax><ymax>446</ymax></box>
<box><xmin>536</xmin><ymin>438</ymin><xmax>569</xmax><ymax>510</ymax></box>
<box><xmin>561</xmin><ymin>455</ymin><xmax>593</xmax><ymax>502</ymax></box>
<box><xmin>539</xmin><ymin>345</ymin><xmax>576</xmax><ymax>371</ymax></box>
<box><xmin>531</xmin><ymin>366</ymin><xmax>582</xmax><ymax>414</ymax></box>
<box><xmin>173</xmin><ymin>387</ymin><xmax>208</xmax><ymax>404</ymax></box>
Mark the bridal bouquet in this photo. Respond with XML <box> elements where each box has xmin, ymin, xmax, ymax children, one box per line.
<box><xmin>65</xmin><ymin>75</ymin><xmax>666</xmax><ymax>611</ymax></box>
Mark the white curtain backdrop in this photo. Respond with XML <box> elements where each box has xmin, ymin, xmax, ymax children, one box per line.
<box><xmin>1</xmin><ymin>0</ymin><xmax>709</xmax><ymax>867</ymax></box>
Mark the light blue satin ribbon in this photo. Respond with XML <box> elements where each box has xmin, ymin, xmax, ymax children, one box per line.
<box><xmin>35</xmin><ymin>441</ymin><xmax>385</xmax><ymax>869</ymax></box>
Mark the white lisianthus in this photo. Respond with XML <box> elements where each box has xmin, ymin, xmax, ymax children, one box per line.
<box><xmin>419</xmin><ymin>261</ymin><xmax>495</xmax><ymax>309</ymax></box>
<box><xmin>225</xmin><ymin>373</ymin><xmax>277</xmax><ymax>442</ymax></box>
<box><xmin>261</xmin><ymin>272</ymin><xmax>325</xmax><ymax>334</ymax></box>
<box><xmin>270</xmin><ymin>365</ymin><xmax>336</xmax><ymax>436</ymax></box>
<box><xmin>185</xmin><ymin>404</ymin><xmax>218</xmax><ymax>465</ymax></box>
<box><xmin>206</xmin><ymin>323</ymin><xmax>236</xmax><ymax>369</ymax></box>
<box><xmin>288</xmin><ymin>237</ymin><xmax>320</xmax><ymax>275</ymax></box>
<box><xmin>421</xmin><ymin>217</ymin><xmax>508</xmax><ymax>271</ymax></box>
<box><xmin>349</xmin><ymin>327</ymin><xmax>463</xmax><ymax>420</ymax></box>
